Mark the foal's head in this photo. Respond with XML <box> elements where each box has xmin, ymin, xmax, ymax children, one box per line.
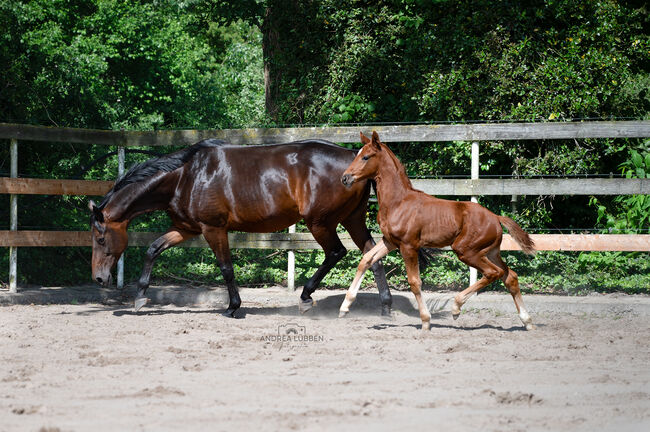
<box><xmin>341</xmin><ymin>131</ymin><xmax>386</xmax><ymax>187</ymax></box>
<box><xmin>88</xmin><ymin>201</ymin><xmax>128</xmax><ymax>287</ymax></box>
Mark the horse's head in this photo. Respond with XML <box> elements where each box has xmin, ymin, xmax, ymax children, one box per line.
<box><xmin>341</xmin><ymin>131</ymin><xmax>384</xmax><ymax>187</ymax></box>
<box><xmin>88</xmin><ymin>200</ymin><xmax>128</xmax><ymax>287</ymax></box>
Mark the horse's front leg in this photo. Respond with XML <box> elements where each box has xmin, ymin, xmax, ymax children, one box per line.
<box><xmin>134</xmin><ymin>228</ymin><xmax>197</xmax><ymax>312</ymax></box>
<box><xmin>202</xmin><ymin>227</ymin><xmax>241</xmax><ymax>318</ymax></box>
<box><xmin>298</xmin><ymin>225</ymin><xmax>347</xmax><ymax>313</ymax></box>
<box><xmin>339</xmin><ymin>239</ymin><xmax>394</xmax><ymax>317</ymax></box>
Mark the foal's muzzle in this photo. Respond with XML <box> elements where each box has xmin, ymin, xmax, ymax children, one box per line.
<box><xmin>341</xmin><ymin>174</ymin><xmax>355</xmax><ymax>188</ymax></box>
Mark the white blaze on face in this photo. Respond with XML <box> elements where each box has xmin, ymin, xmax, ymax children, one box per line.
<box><xmin>357</xmin><ymin>149</ymin><xmax>362</xmax><ymax>156</ymax></box>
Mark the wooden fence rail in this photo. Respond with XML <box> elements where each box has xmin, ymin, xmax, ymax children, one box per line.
<box><xmin>2</xmin><ymin>120</ymin><xmax>650</xmax><ymax>145</ymax></box>
<box><xmin>2</xmin><ymin>120</ymin><xmax>650</xmax><ymax>292</ymax></box>
<box><xmin>1</xmin><ymin>231</ymin><xmax>649</xmax><ymax>252</ymax></box>
<box><xmin>1</xmin><ymin>177</ymin><xmax>647</xmax><ymax>197</ymax></box>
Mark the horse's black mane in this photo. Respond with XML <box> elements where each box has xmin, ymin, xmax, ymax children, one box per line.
<box><xmin>98</xmin><ymin>139</ymin><xmax>226</xmax><ymax>208</ymax></box>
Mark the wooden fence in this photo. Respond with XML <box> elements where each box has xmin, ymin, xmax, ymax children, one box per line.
<box><xmin>2</xmin><ymin>121</ymin><xmax>650</xmax><ymax>292</ymax></box>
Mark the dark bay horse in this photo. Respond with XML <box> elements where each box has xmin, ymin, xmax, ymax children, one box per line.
<box><xmin>89</xmin><ymin>139</ymin><xmax>392</xmax><ymax>316</ymax></box>
<box><xmin>338</xmin><ymin>132</ymin><xmax>536</xmax><ymax>331</ymax></box>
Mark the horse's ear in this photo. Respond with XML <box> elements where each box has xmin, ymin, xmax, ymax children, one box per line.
<box><xmin>360</xmin><ymin>132</ymin><xmax>371</xmax><ymax>145</ymax></box>
<box><xmin>371</xmin><ymin>131</ymin><xmax>382</xmax><ymax>150</ymax></box>
<box><xmin>89</xmin><ymin>200</ymin><xmax>104</xmax><ymax>223</ymax></box>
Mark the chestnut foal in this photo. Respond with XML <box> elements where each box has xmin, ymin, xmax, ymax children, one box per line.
<box><xmin>339</xmin><ymin>131</ymin><xmax>536</xmax><ymax>331</ymax></box>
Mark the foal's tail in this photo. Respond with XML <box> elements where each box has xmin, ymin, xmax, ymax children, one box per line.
<box><xmin>498</xmin><ymin>216</ymin><xmax>536</xmax><ymax>256</ymax></box>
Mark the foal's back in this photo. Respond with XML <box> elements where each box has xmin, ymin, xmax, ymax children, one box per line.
<box><xmin>395</xmin><ymin>190</ymin><xmax>503</xmax><ymax>250</ymax></box>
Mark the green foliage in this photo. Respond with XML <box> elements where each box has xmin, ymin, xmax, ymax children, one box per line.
<box><xmin>590</xmin><ymin>146</ymin><xmax>650</xmax><ymax>233</ymax></box>
<box><xmin>0</xmin><ymin>0</ymin><xmax>648</xmax><ymax>293</ymax></box>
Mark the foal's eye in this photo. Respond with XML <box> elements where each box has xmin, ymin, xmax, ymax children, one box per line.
<box><xmin>97</xmin><ymin>237</ymin><xmax>105</xmax><ymax>245</ymax></box>
<box><xmin>362</xmin><ymin>155</ymin><xmax>370</xmax><ymax>161</ymax></box>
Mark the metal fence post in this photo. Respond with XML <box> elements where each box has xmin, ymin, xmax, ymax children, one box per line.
<box><xmin>287</xmin><ymin>224</ymin><xmax>296</xmax><ymax>290</ymax></box>
<box><xmin>116</xmin><ymin>146</ymin><xmax>125</xmax><ymax>290</ymax></box>
<box><xmin>9</xmin><ymin>139</ymin><xmax>18</xmax><ymax>292</ymax></box>
<box><xmin>469</xmin><ymin>141</ymin><xmax>479</xmax><ymax>287</ymax></box>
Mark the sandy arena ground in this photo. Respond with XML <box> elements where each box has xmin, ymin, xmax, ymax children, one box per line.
<box><xmin>1</xmin><ymin>287</ymin><xmax>649</xmax><ymax>432</ymax></box>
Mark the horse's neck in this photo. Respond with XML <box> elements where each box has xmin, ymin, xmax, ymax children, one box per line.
<box><xmin>104</xmin><ymin>173</ymin><xmax>175</xmax><ymax>222</ymax></box>
<box><xmin>374</xmin><ymin>154</ymin><xmax>413</xmax><ymax>207</ymax></box>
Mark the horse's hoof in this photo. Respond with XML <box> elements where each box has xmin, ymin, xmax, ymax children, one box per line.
<box><xmin>338</xmin><ymin>310</ymin><xmax>348</xmax><ymax>318</ymax></box>
<box><xmin>298</xmin><ymin>298</ymin><xmax>314</xmax><ymax>314</ymax></box>
<box><xmin>381</xmin><ymin>305</ymin><xmax>392</xmax><ymax>317</ymax></box>
<box><xmin>221</xmin><ymin>308</ymin><xmax>238</xmax><ymax>318</ymax></box>
<box><xmin>134</xmin><ymin>297</ymin><xmax>148</xmax><ymax>312</ymax></box>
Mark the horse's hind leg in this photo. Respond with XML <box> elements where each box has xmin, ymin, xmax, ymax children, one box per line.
<box><xmin>135</xmin><ymin>228</ymin><xmax>197</xmax><ymax>312</ymax></box>
<box><xmin>341</xmin><ymin>216</ymin><xmax>392</xmax><ymax>316</ymax></box>
<box><xmin>489</xmin><ymin>251</ymin><xmax>535</xmax><ymax>330</ymax></box>
<box><xmin>202</xmin><ymin>226</ymin><xmax>241</xmax><ymax>318</ymax></box>
<box><xmin>299</xmin><ymin>224</ymin><xmax>346</xmax><ymax>313</ymax></box>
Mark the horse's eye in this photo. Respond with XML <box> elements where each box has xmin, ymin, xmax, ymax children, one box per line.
<box><xmin>97</xmin><ymin>237</ymin><xmax>105</xmax><ymax>245</ymax></box>
<box><xmin>362</xmin><ymin>155</ymin><xmax>370</xmax><ymax>161</ymax></box>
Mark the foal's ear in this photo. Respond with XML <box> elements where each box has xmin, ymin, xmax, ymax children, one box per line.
<box><xmin>360</xmin><ymin>132</ymin><xmax>371</xmax><ymax>145</ymax></box>
<box><xmin>371</xmin><ymin>131</ymin><xmax>382</xmax><ymax>150</ymax></box>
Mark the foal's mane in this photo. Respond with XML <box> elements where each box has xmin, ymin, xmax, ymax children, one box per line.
<box><xmin>381</xmin><ymin>141</ymin><xmax>413</xmax><ymax>188</ymax></box>
<box><xmin>98</xmin><ymin>138</ymin><xmax>226</xmax><ymax>209</ymax></box>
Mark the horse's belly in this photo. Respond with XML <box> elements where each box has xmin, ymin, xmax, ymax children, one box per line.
<box><xmin>228</xmin><ymin>209</ymin><xmax>301</xmax><ymax>232</ymax></box>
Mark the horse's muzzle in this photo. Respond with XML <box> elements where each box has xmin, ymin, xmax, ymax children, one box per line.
<box><xmin>94</xmin><ymin>273</ymin><xmax>112</xmax><ymax>287</ymax></box>
<box><xmin>341</xmin><ymin>174</ymin><xmax>355</xmax><ymax>188</ymax></box>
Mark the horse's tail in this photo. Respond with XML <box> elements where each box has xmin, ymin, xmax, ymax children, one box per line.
<box><xmin>498</xmin><ymin>216</ymin><xmax>536</xmax><ymax>256</ymax></box>
<box><xmin>418</xmin><ymin>247</ymin><xmax>445</xmax><ymax>271</ymax></box>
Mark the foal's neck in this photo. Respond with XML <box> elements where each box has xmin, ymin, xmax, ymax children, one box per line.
<box><xmin>374</xmin><ymin>149</ymin><xmax>413</xmax><ymax>207</ymax></box>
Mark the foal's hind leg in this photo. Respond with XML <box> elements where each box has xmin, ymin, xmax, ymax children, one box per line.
<box><xmin>299</xmin><ymin>224</ymin><xmax>347</xmax><ymax>313</ymax></box>
<box><xmin>202</xmin><ymin>226</ymin><xmax>241</xmax><ymax>318</ymax></box>
<box><xmin>135</xmin><ymin>228</ymin><xmax>197</xmax><ymax>312</ymax></box>
<box><xmin>489</xmin><ymin>251</ymin><xmax>535</xmax><ymax>330</ymax></box>
<box><xmin>451</xmin><ymin>247</ymin><xmax>505</xmax><ymax>320</ymax></box>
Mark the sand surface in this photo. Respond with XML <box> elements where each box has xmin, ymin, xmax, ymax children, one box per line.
<box><xmin>1</xmin><ymin>287</ymin><xmax>649</xmax><ymax>432</ymax></box>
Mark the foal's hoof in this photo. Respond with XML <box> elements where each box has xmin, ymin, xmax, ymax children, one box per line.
<box><xmin>524</xmin><ymin>323</ymin><xmax>536</xmax><ymax>331</ymax></box>
<box><xmin>451</xmin><ymin>303</ymin><xmax>461</xmax><ymax>320</ymax></box>
<box><xmin>338</xmin><ymin>310</ymin><xmax>348</xmax><ymax>318</ymax></box>
<box><xmin>298</xmin><ymin>298</ymin><xmax>314</xmax><ymax>314</ymax></box>
<box><xmin>134</xmin><ymin>297</ymin><xmax>148</xmax><ymax>312</ymax></box>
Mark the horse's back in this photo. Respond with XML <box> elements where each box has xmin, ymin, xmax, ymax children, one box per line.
<box><xmin>173</xmin><ymin>140</ymin><xmax>366</xmax><ymax>231</ymax></box>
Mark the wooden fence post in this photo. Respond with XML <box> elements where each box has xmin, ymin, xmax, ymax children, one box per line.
<box><xmin>8</xmin><ymin>138</ymin><xmax>18</xmax><ymax>292</ymax></box>
<box><xmin>470</xmin><ymin>141</ymin><xmax>479</xmax><ymax>287</ymax></box>
<box><xmin>116</xmin><ymin>146</ymin><xmax>125</xmax><ymax>290</ymax></box>
<box><xmin>287</xmin><ymin>224</ymin><xmax>296</xmax><ymax>290</ymax></box>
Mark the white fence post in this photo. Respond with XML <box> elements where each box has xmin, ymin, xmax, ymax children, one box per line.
<box><xmin>9</xmin><ymin>138</ymin><xmax>18</xmax><ymax>293</ymax></box>
<box><xmin>116</xmin><ymin>146</ymin><xmax>125</xmax><ymax>290</ymax></box>
<box><xmin>287</xmin><ymin>224</ymin><xmax>296</xmax><ymax>290</ymax></box>
<box><xmin>469</xmin><ymin>141</ymin><xmax>479</xmax><ymax>287</ymax></box>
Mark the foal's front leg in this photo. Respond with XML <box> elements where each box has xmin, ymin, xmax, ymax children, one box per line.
<box><xmin>339</xmin><ymin>239</ymin><xmax>394</xmax><ymax>317</ymax></box>
<box><xmin>400</xmin><ymin>246</ymin><xmax>431</xmax><ymax>331</ymax></box>
<box><xmin>135</xmin><ymin>228</ymin><xmax>197</xmax><ymax>312</ymax></box>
